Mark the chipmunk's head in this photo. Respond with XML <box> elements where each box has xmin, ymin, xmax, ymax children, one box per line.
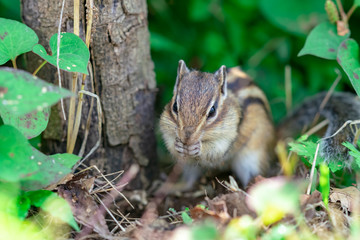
<box><xmin>166</xmin><ymin>60</ymin><xmax>228</xmax><ymax>157</ymax></box>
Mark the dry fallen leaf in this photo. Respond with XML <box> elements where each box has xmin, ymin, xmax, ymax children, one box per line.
<box><xmin>330</xmin><ymin>186</ymin><xmax>360</xmax><ymax>212</ymax></box>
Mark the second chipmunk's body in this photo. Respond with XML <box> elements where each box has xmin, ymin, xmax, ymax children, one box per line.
<box><xmin>160</xmin><ymin>60</ymin><xmax>276</xmax><ymax>186</ymax></box>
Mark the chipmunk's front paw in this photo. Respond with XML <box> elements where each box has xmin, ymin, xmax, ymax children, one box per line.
<box><xmin>175</xmin><ymin>138</ymin><xmax>201</xmax><ymax>157</ymax></box>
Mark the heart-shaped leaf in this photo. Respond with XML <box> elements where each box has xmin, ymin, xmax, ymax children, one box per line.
<box><xmin>298</xmin><ymin>22</ymin><xmax>350</xmax><ymax>60</ymax></box>
<box><xmin>337</xmin><ymin>39</ymin><xmax>360</xmax><ymax>97</ymax></box>
<box><xmin>0</xmin><ymin>107</ymin><xmax>50</xmax><ymax>139</ymax></box>
<box><xmin>0</xmin><ymin>125</ymin><xmax>81</xmax><ymax>190</ymax></box>
<box><xmin>0</xmin><ymin>18</ymin><xmax>38</xmax><ymax>64</ymax></box>
<box><xmin>0</xmin><ymin>67</ymin><xmax>73</xmax><ymax>116</ymax></box>
<box><xmin>32</xmin><ymin>32</ymin><xmax>89</xmax><ymax>74</ymax></box>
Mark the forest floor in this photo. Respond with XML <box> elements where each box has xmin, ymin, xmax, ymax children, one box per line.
<box><xmin>58</xmin><ymin>159</ymin><xmax>360</xmax><ymax>240</ymax></box>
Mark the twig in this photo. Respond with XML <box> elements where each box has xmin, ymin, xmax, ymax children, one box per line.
<box><xmin>72</xmin><ymin>90</ymin><xmax>102</xmax><ymax>164</ymax></box>
<box><xmin>67</xmin><ymin>0</ymin><xmax>81</xmax><ymax>151</ymax></box>
<box><xmin>67</xmin><ymin>0</ymin><xmax>94</xmax><ymax>154</ymax></box>
<box><xmin>57</xmin><ymin>0</ymin><xmax>67</xmax><ymax>120</ymax></box>
<box><xmin>78</xmin><ymin>63</ymin><xmax>95</xmax><ymax>157</ymax></box>
<box><xmin>32</xmin><ymin>60</ymin><xmax>47</xmax><ymax>76</ymax></box>
<box><xmin>306</xmin><ymin>143</ymin><xmax>320</xmax><ymax>195</ymax></box>
<box><xmin>336</xmin><ymin>0</ymin><xmax>347</xmax><ymax>21</ymax></box>
<box><xmin>347</xmin><ymin>4</ymin><xmax>357</xmax><ymax>20</ymax></box>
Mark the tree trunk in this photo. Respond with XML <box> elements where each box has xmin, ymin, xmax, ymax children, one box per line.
<box><xmin>21</xmin><ymin>0</ymin><xmax>157</xmax><ymax>189</ymax></box>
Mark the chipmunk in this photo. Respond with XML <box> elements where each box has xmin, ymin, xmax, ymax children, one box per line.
<box><xmin>160</xmin><ymin>60</ymin><xmax>360</xmax><ymax>186</ymax></box>
<box><xmin>160</xmin><ymin>60</ymin><xmax>276</xmax><ymax>186</ymax></box>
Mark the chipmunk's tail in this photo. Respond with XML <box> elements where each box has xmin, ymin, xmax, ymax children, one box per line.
<box><xmin>277</xmin><ymin>91</ymin><xmax>360</xmax><ymax>163</ymax></box>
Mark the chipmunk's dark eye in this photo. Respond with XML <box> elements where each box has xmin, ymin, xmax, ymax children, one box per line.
<box><xmin>172</xmin><ymin>101</ymin><xmax>178</xmax><ymax>114</ymax></box>
<box><xmin>208</xmin><ymin>106</ymin><xmax>216</xmax><ymax>118</ymax></box>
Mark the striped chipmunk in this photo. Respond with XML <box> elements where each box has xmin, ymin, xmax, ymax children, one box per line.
<box><xmin>160</xmin><ymin>60</ymin><xmax>360</xmax><ymax>187</ymax></box>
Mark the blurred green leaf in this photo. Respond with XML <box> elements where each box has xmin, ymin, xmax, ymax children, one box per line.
<box><xmin>192</xmin><ymin>220</ymin><xmax>218</xmax><ymax>240</ymax></box>
<box><xmin>224</xmin><ymin>216</ymin><xmax>258</xmax><ymax>240</ymax></box>
<box><xmin>355</xmin><ymin>0</ymin><xmax>360</xmax><ymax>7</ymax></box>
<box><xmin>0</xmin><ymin>107</ymin><xmax>50</xmax><ymax>139</ymax></box>
<box><xmin>337</xmin><ymin>39</ymin><xmax>360</xmax><ymax>97</ymax></box>
<box><xmin>16</xmin><ymin>195</ymin><xmax>30</xmax><ymax>219</ymax></box>
<box><xmin>247</xmin><ymin>178</ymin><xmax>300</xmax><ymax>226</ymax></box>
<box><xmin>0</xmin><ymin>18</ymin><xmax>38</xmax><ymax>64</ymax></box>
<box><xmin>33</xmin><ymin>33</ymin><xmax>89</xmax><ymax>74</ymax></box>
<box><xmin>343</xmin><ymin>141</ymin><xmax>360</xmax><ymax>170</ymax></box>
<box><xmin>259</xmin><ymin>0</ymin><xmax>327</xmax><ymax>36</ymax></box>
<box><xmin>0</xmin><ymin>0</ymin><xmax>21</xmax><ymax>21</ymax></box>
<box><xmin>189</xmin><ymin>0</ymin><xmax>211</xmax><ymax>21</ymax></box>
<box><xmin>150</xmin><ymin>32</ymin><xmax>186</xmax><ymax>54</ymax></box>
<box><xmin>24</xmin><ymin>190</ymin><xmax>53</xmax><ymax>208</ymax></box>
<box><xmin>39</xmin><ymin>192</ymin><xmax>79</xmax><ymax>231</ymax></box>
<box><xmin>0</xmin><ymin>68</ymin><xmax>73</xmax><ymax>116</ymax></box>
<box><xmin>298</xmin><ymin>22</ymin><xmax>350</xmax><ymax>60</ymax></box>
<box><xmin>182</xmin><ymin>211</ymin><xmax>193</xmax><ymax>225</ymax></box>
<box><xmin>262</xmin><ymin>224</ymin><xmax>296</xmax><ymax>240</ymax></box>
<box><xmin>0</xmin><ymin>182</ymin><xmax>21</xmax><ymax>217</ymax></box>
<box><xmin>319</xmin><ymin>163</ymin><xmax>330</xmax><ymax>207</ymax></box>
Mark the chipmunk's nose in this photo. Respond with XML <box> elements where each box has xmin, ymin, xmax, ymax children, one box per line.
<box><xmin>179</xmin><ymin>126</ymin><xmax>196</xmax><ymax>145</ymax></box>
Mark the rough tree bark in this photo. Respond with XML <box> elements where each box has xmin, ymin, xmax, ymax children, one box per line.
<box><xmin>21</xmin><ymin>0</ymin><xmax>157</xmax><ymax>189</ymax></box>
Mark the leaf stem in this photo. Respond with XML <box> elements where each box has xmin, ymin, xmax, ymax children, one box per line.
<box><xmin>32</xmin><ymin>60</ymin><xmax>48</xmax><ymax>76</ymax></box>
<box><xmin>11</xmin><ymin>58</ymin><xmax>17</xmax><ymax>69</ymax></box>
<box><xmin>347</xmin><ymin>4</ymin><xmax>358</xmax><ymax>21</ymax></box>
<box><xmin>336</xmin><ymin>0</ymin><xmax>347</xmax><ymax>21</ymax></box>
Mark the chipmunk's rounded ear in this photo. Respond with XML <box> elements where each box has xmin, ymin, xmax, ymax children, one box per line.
<box><xmin>177</xmin><ymin>60</ymin><xmax>190</xmax><ymax>77</ymax></box>
<box><xmin>215</xmin><ymin>65</ymin><xmax>227</xmax><ymax>96</ymax></box>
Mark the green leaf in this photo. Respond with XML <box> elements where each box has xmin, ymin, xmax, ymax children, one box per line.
<box><xmin>298</xmin><ymin>22</ymin><xmax>350</xmax><ymax>59</ymax></box>
<box><xmin>189</xmin><ymin>0</ymin><xmax>211</xmax><ymax>21</ymax></box>
<box><xmin>0</xmin><ymin>125</ymin><xmax>81</xmax><ymax>190</ymax></box>
<box><xmin>0</xmin><ymin>18</ymin><xmax>38</xmax><ymax>64</ymax></box>
<box><xmin>337</xmin><ymin>39</ymin><xmax>360</xmax><ymax>97</ymax></box>
<box><xmin>259</xmin><ymin>0</ymin><xmax>327</xmax><ymax>36</ymax></box>
<box><xmin>0</xmin><ymin>125</ymin><xmax>39</xmax><ymax>182</ymax></box>
<box><xmin>38</xmin><ymin>192</ymin><xmax>79</xmax><ymax>231</ymax></box>
<box><xmin>288</xmin><ymin>136</ymin><xmax>323</xmax><ymax>165</ymax></box>
<box><xmin>192</xmin><ymin>221</ymin><xmax>218</xmax><ymax>240</ymax></box>
<box><xmin>328</xmin><ymin>160</ymin><xmax>345</xmax><ymax>172</ymax></box>
<box><xmin>0</xmin><ymin>182</ymin><xmax>21</xmax><ymax>217</ymax></box>
<box><xmin>343</xmin><ymin>141</ymin><xmax>360</xmax><ymax>169</ymax></box>
<box><xmin>247</xmin><ymin>178</ymin><xmax>300</xmax><ymax>226</ymax></box>
<box><xmin>0</xmin><ymin>68</ymin><xmax>73</xmax><ymax>116</ymax></box>
<box><xmin>20</xmin><ymin>148</ymin><xmax>80</xmax><ymax>191</ymax></box>
<box><xmin>182</xmin><ymin>211</ymin><xmax>193</xmax><ymax>225</ymax></box>
<box><xmin>355</xmin><ymin>0</ymin><xmax>360</xmax><ymax>7</ymax></box>
<box><xmin>32</xmin><ymin>33</ymin><xmax>89</xmax><ymax>74</ymax></box>
<box><xmin>24</xmin><ymin>190</ymin><xmax>53</xmax><ymax>208</ymax></box>
<box><xmin>16</xmin><ymin>195</ymin><xmax>31</xmax><ymax>219</ymax></box>
<box><xmin>0</xmin><ymin>107</ymin><xmax>50</xmax><ymax>139</ymax></box>
<box><xmin>319</xmin><ymin>164</ymin><xmax>330</xmax><ymax>208</ymax></box>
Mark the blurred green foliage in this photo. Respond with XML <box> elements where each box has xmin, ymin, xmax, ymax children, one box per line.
<box><xmin>148</xmin><ymin>0</ymin><xmax>359</xmax><ymax>122</ymax></box>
